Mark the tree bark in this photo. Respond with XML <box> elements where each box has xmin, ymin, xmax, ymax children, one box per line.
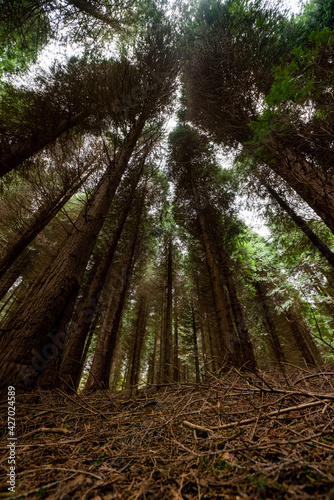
<box><xmin>195</xmin><ymin>282</ymin><xmax>209</xmax><ymax>377</ymax></box>
<box><xmin>286</xmin><ymin>315</ymin><xmax>318</xmax><ymax>367</ymax></box>
<box><xmin>0</xmin><ymin>111</ymin><xmax>90</xmax><ymax>178</ymax></box>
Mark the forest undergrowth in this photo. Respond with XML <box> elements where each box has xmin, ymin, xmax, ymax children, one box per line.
<box><xmin>1</xmin><ymin>367</ymin><xmax>334</xmax><ymax>500</ymax></box>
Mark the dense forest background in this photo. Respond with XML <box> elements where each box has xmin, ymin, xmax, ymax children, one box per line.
<box><xmin>1</xmin><ymin>1</ymin><xmax>334</xmax><ymax>499</ymax></box>
<box><xmin>0</xmin><ymin>0</ymin><xmax>334</xmax><ymax>393</ymax></box>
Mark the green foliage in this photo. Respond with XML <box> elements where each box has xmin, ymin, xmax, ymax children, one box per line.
<box><xmin>0</xmin><ymin>0</ymin><xmax>50</xmax><ymax>78</ymax></box>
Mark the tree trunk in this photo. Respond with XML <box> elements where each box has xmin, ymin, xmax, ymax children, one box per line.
<box><xmin>286</xmin><ymin>315</ymin><xmax>318</xmax><ymax>367</ymax></box>
<box><xmin>128</xmin><ymin>295</ymin><xmax>148</xmax><ymax>387</ymax></box>
<box><xmin>0</xmin><ymin>249</ymin><xmax>34</xmax><ymax>301</ymax></box>
<box><xmin>266</xmin><ymin>136</ymin><xmax>334</xmax><ymax>235</ymax></box>
<box><xmin>161</xmin><ymin>236</ymin><xmax>173</xmax><ymax>383</ymax></box>
<box><xmin>263</xmin><ymin>181</ymin><xmax>334</xmax><ymax>268</ymax></box>
<box><xmin>0</xmin><ymin>111</ymin><xmax>91</xmax><ymax>178</ymax></box>
<box><xmin>195</xmin><ymin>282</ymin><xmax>209</xmax><ymax>377</ymax></box>
<box><xmin>191</xmin><ymin>178</ymin><xmax>239</xmax><ymax>364</ymax></box>
<box><xmin>59</xmin><ymin>162</ymin><xmax>144</xmax><ymax>392</ymax></box>
<box><xmin>191</xmin><ymin>303</ymin><xmax>201</xmax><ymax>383</ymax></box>
<box><xmin>84</xmin><ymin>220</ymin><xmax>139</xmax><ymax>391</ymax></box>
<box><xmin>220</xmin><ymin>255</ymin><xmax>257</xmax><ymax>371</ymax></box>
<box><xmin>173</xmin><ymin>294</ymin><xmax>179</xmax><ymax>383</ymax></box>
<box><xmin>0</xmin><ymin>117</ymin><xmax>147</xmax><ymax>390</ymax></box>
<box><xmin>253</xmin><ymin>281</ymin><xmax>286</xmax><ymax>366</ymax></box>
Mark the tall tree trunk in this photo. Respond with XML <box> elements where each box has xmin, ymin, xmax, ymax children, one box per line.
<box><xmin>0</xmin><ymin>167</ymin><xmax>94</xmax><ymax>279</ymax></box>
<box><xmin>191</xmin><ymin>303</ymin><xmax>201</xmax><ymax>383</ymax></box>
<box><xmin>191</xmin><ymin>178</ymin><xmax>239</xmax><ymax>364</ymax></box>
<box><xmin>158</xmin><ymin>287</ymin><xmax>165</xmax><ymax>384</ymax></box>
<box><xmin>84</xmin><ymin>219</ymin><xmax>139</xmax><ymax>391</ymax></box>
<box><xmin>286</xmin><ymin>314</ymin><xmax>318</xmax><ymax>367</ymax></box>
<box><xmin>204</xmin><ymin>313</ymin><xmax>219</xmax><ymax>372</ymax></box>
<box><xmin>147</xmin><ymin>316</ymin><xmax>159</xmax><ymax>385</ymax></box>
<box><xmin>59</xmin><ymin>162</ymin><xmax>144</xmax><ymax>392</ymax></box>
<box><xmin>173</xmin><ymin>294</ymin><xmax>179</xmax><ymax>383</ymax></box>
<box><xmin>195</xmin><ymin>281</ymin><xmax>209</xmax><ymax>377</ymax></box>
<box><xmin>220</xmin><ymin>255</ymin><xmax>257</xmax><ymax>371</ymax></box>
<box><xmin>0</xmin><ymin>117</ymin><xmax>147</xmax><ymax>390</ymax></box>
<box><xmin>253</xmin><ymin>281</ymin><xmax>286</xmax><ymax>366</ymax></box>
<box><xmin>161</xmin><ymin>236</ymin><xmax>173</xmax><ymax>383</ymax></box>
<box><xmin>128</xmin><ymin>295</ymin><xmax>148</xmax><ymax>387</ymax></box>
<box><xmin>263</xmin><ymin>181</ymin><xmax>334</xmax><ymax>268</ymax></box>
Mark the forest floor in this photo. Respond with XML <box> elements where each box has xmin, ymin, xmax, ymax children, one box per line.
<box><xmin>1</xmin><ymin>368</ymin><xmax>334</xmax><ymax>499</ymax></box>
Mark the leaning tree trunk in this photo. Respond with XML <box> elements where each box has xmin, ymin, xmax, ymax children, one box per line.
<box><xmin>264</xmin><ymin>136</ymin><xmax>334</xmax><ymax>235</ymax></box>
<box><xmin>0</xmin><ymin>249</ymin><xmax>35</xmax><ymax>301</ymax></box>
<box><xmin>0</xmin><ymin>116</ymin><xmax>147</xmax><ymax>390</ymax></box>
<box><xmin>0</xmin><ymin>166</ymin><xmax>94</xmax><ymax>279</ymax></box>
<box><xmin>263</xmin><ymin>180</ymin><xmax>334</xmax><ymax>268</ymax></box>
<box><xmin>0</xmin><ymin>110</ymin><xmax>94</xmax><ymax>178</ymax></box>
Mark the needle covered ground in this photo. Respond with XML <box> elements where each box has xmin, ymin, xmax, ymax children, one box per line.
<box><xmin>1</xmin><ymin>368</ymin><xmax>334</xmax><ymax>499</ymax></box>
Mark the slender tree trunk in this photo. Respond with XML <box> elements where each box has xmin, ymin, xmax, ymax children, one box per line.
<box><xmin>59</xmin><ymin>162</ymin><xmax>144</xmax><ymax>392</ymax></box>
<box><xmin>191</xmin><ymin>303</ymin><xmax>201</xmax><ymax>383</ymax></box>
<box><xmin>152</xmin><ymin>316</ymin><xmax>160</xmax><ymax>384</ymax></box>
<box><xmin>0</xmin><ymin>117</ymin><xmax>147</xmax><ymax>390</ymax></box>
<box><xmin>0</xmin><ymin>167</ymin><xmax>94</xmax><ymax>279</ymax></box>
<box><xmin>286</xmin><ymin>315</ymin><xmax>318</xmax><ymax>367</ymax></box>
<box><xmin>110</xmin><ymin>342</ymin><xmax>124</xmax><ymax>391</ymax></box>
<box><xmin>85</xmin><ymin>209</ymin><xmax>141</xmax><ymax>391</ymax></box>
<box><xmin>158</xmin><ymin>287</ymin><xmax>165</xmax><ymax>384</ymax></box>
<box><xmin>161</xmin><ymin>236</ymin><xmax>173</xmax><ymax>383</ymax></box>
<box><xmin>220</xmin><ymin>256</ymin><xmax>257</xmax><ymax>370</ymax></box>
<box><xmin>191</xmin><ymin>178</ymin><xmax>239</xmax><ymax>364</ymax></box>
<box><xmin>173</xmin><ymin>294</ymin><xmax>179</xmax><ymax>383</ymax></box>
<box><xmin>195</xmin><ymin>282</ymin><xmax>209</xmax><ymax>377</ymax></box>
<box><xmin>263</xmin><ymin>181</ymin><xmax>334</xmax><ymax>268</ymax></box>
<box><xmin>84</xmin><ymin>286</ymin><xmax>117</xmax><ymax>389</ymax></box>
<box><xmin>253</xmin><ymin>281</ymin><xmax>286</xmax><ymax>365</ymax></box>
<box><xmin>128</xmin><ymin>295</ymin><xmax>148</xmax><ymax>387</ymax></box>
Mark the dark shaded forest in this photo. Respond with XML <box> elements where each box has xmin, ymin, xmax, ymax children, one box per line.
<box><xmin>0</xmin><ymin>0</ymin><xmax>334</xmax><ymax>498</ymax></box>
